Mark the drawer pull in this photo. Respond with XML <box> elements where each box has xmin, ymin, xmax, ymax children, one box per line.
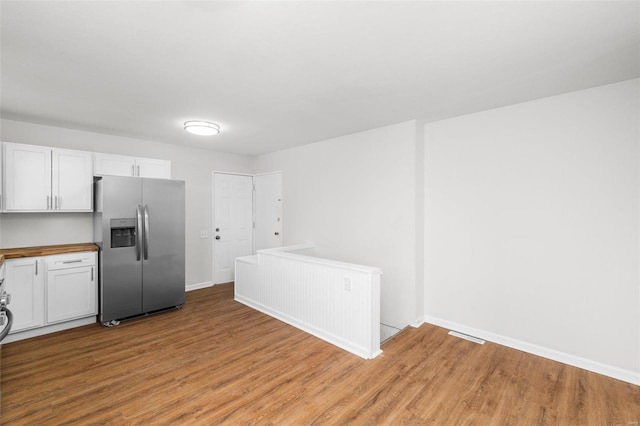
<box><xmin>62</xmin><ymin>260</ymin><xmax>83</xmax><ymax>264</ymax></box>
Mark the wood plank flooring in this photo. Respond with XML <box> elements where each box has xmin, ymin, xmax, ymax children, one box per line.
<box><xmin>2</xmin><ymin>283</ymin><xmax>638</xmax><ymax>424</ymax></box>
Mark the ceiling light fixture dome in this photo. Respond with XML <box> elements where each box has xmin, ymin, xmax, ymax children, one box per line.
<box><xmin>184</xmin><ymin>121</ymin><xmax>220</xmax><ymax>136</ymax></box>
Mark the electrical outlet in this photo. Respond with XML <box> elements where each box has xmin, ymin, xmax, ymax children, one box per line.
<box><xmin>200</xmin><ymin>231</ymin><xmax>208</xmax><ymax>239</ymax></box>
<box><xmin>344</xmin><ymin>277</ymin><xmax>351</xmax><ymax>291</ymax></box>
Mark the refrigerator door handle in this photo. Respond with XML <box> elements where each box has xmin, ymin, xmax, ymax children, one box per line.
<box><xmin>136</xmin><ymin>204</ymin><xmax>143</xmax><ymax>261</ymax></box>
<box><xmin>143</xmin><ymin>204</ymin><xmax>150</xmax><ymax>260</ymax></box>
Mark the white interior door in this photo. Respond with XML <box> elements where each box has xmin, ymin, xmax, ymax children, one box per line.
<box><xmin>254</xmin><ymin>172</ymin><xmax>283</xmax><ymax>251</ymax></box>
<box><xmin>213</xmin><ymin>173</ymin><xmax>254</xmax><ymax>284</ymax></box>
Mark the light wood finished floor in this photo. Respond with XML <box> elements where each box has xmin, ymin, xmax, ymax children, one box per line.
<box><xmin>2</xmin><ymin>284</ymin><xmax>638</xmax><ymax>424</ymax></box>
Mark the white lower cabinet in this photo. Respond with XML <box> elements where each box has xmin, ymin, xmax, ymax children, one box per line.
<box><xmin>46</xmin><ymin>257</ymin><xmax>97</xmax><ymax>324</ymax></box>
<box><xmin>5</xmin><ymin>251</ymin><xmax>97</xmax><ymax>335</ymax></box>
<box><xmin>4</xmin><ymin>257</ymin><xmax>45</xmax><ymax>332</ymax></box>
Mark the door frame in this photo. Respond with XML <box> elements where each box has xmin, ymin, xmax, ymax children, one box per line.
<box><xmin>211</xmin><ymin>171</ymin><xmax>255</xmax><ymax>285</ymax></box>
<box><xmin>211</xmin><ymin>170</ymin><xmax>283</xmax><ymax>286</ymax></box>
<box><xmin>254</xmin><ymin>171</ymin><xmax>283</xmax><ymax>251</ymax></box>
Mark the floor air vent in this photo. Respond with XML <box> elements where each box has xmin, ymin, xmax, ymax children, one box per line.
<box><xmin>448</xmin><ymin>330</ymin><xmax>485</xmax><ymax>344</ymax></box>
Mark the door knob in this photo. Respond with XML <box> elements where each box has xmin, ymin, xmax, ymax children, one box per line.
<box><xmin>274</xmin><ymin>232</ymin><xmax>280</xmax><ymax>236</ymax></box>
<box><xmin>215</xmin><ymin>235</ymin><xmax>221</xmax><ymax>240</ymax></box>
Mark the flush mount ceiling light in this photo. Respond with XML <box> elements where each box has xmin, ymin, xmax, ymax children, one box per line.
<box><xmin>184</xmin><ymin>121</ymin><xmax>220</xmax><ymax>136</ymax></box>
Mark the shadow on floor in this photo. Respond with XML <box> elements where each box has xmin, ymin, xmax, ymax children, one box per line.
<box><xmin>380</xmin><ymin>323</ymin><xmax>404</xmax><ymax>344</ymax></box>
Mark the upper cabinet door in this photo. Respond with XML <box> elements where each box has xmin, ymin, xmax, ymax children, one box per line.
<box><xmin>52</xmin><ymin>148</ymin><xmax>93</xmax><ymax>211</ymax></box>
<box><xmin>94</xmin><ymin>153</ymin><xmax>136</xmax><ymax>177</ymax></box>
<box><xmin>136</xmin><ymin>158</ymin><xmax>171</xmax><ymax>179</ymax></box>
<box><xmin>94</xmin><ymin>153</ymin><xmax>170</xmax><ymax>179</ymax></box>
<box><xmin>4</xmin><ymin>143</ymin><xmax>52</xmax><ymax>211</ymax></box>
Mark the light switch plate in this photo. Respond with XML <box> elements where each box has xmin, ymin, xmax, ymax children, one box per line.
<box><xmin>344</xmin><ymin>277</ymin><xmax>351</xmax><ymax>291</ymax></box>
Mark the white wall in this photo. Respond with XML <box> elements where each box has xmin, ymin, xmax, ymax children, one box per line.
<box><xmin>424</xmin><ymin>79</ymin><xmax>639</xmax><ymax>382</ymax></box>
<box><xmin>254</xmin><ymin>121</ymin><xmax>418</xmax><ymax>329</ymax></box>
<box><xmin>0</xmin><ymin>119</ymin><xmax>253</xmax><ymax>287</ymax></box>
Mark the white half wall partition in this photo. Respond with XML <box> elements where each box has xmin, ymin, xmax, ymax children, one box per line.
<box><xmin>235</xmin><ymin>244</ymin><xmax>382</xmax><ymax>359</ymax></box>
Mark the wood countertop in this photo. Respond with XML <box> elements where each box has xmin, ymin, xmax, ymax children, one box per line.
<box><xmin>0</xmin><ymin>243</ymin><xmax>99</xmax><ymax>266</ymax></box>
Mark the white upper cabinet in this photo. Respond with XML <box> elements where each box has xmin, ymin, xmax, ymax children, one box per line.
<box><xmin>136</xmin><ymin>157</ymin><xmax>172</xmax><ymax>179</ymax></box>
<box><xmin>52</xmin><ymin>148</ymin><xmax>94</xmax><ymax>211</ymax></box>
<box><xmin>4</xmin><ymin>143</ymin><xmax>52</xmax><ymax>211</ymax></box>
<box><xmin>94</xmin><ymin>153</ymin><xmax>171</xmax><ymax>179</ymax></box>
<box><xmin>93</xmin><ymin>153</ymin><xmax>137</xmax><ymax>177</ymax></box>
<box><xmin>3</xmin><ymin>143</ymin><xmax>93</xmax><ymax>212</ymax></box>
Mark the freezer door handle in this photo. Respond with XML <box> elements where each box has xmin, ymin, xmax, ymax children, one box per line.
<box><xmin>136</xmin><ymin>204</ymin><xmax>143</xmax><ymax>261</ymax></box>
<box><xmin>143</xmin><ymin>204</ymin><xmax>150</xmax><ymax>260</ymax></box>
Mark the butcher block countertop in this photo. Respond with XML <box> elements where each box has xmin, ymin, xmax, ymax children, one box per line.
<box><xmin>0</xmin><ymin>243</ymin><xmax>99</xmax><ymax>266</ymax></box>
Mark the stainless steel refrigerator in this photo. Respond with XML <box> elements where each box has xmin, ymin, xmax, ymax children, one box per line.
<box><xmin>94</xmin><ymin>175</ymin><xmax>185</xmax><ymax>326</ymax></box>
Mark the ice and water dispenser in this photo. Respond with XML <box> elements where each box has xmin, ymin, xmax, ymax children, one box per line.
<box><xmin>110</xmin><ymin>218</ymin><xmax>136</xmax><ymax>248</ymax></box>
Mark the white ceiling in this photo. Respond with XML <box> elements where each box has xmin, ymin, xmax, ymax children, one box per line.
<box><xmin>1</xmin><ymin>1</ymin><xmax>639</xmax><ymax>156</ymax></box>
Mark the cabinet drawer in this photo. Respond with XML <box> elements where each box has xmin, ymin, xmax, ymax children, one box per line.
<box><xmin>46</xmin><ymin>252</ymin><xmax>96</xmax><ymax>271</ymax></box>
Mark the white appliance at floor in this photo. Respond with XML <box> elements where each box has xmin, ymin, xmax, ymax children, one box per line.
<box><xmin>0</xmin><ymin>262</ymin><xmax>13</xmax><ymax>341</ymax></box>
<box><xmin>0</xmin><ymin>262</ymin><xmax>14</xmax><ymax>414</ymax></box>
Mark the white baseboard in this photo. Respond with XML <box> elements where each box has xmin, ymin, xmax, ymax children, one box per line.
<box><xmin>5</xmin><ymin>316</ymin><xmax>97</xmax><ymax>343</ymax></box>
<box><xmin>186</xmin><ymin>282</ymin><xmax>214</xmax><ymax>292</ymax></box>
<box><xmin>424</xmin><ymin>315</ymin><xmax>640</xmax><ymax>386</ymax></box>
<box><xmin>411</xmin><ymin>316</ymin><xmax>425</xmax><ymax>328</ymax></box>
